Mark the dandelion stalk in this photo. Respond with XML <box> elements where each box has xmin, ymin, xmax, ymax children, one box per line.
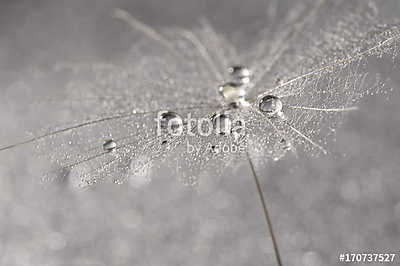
<box><xmin>247</xmin><ymin>152</ymin><xmax>282</xmax><ymax>266</ymax></box>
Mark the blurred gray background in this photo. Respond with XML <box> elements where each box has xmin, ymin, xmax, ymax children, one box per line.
<box><xmin>0</xmin><ymin>0</ymin><xmax>399</xmax><ymax>265</ymax></box>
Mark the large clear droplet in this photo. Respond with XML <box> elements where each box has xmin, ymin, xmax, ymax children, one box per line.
<box><xmin>213</xmin><ymin>114</ymin><xmax>232</xmax><ymax>135</ymax></box>
<box><xmin>218</xmin><ymin>82</ymin><xmax>246</xmax><ymax>105</ymax></box>
<box><xmin>259</xmin><ymin>95</ymin><xmax>283</xmax><ymax>116</ymax></box>
<box><xmin>228</xmin><ymin>65</ymin><xmax>251</xmax><ymax>85</ymax></box>
<box><xmin>159</xmin><ymin>111</ymin><xmax>183</xmax><ymax>133</ymax></box>
<box><xmin>103</xmin><ymin>139</ymin><xmax>117</xmax><ymax>152</ymax></box>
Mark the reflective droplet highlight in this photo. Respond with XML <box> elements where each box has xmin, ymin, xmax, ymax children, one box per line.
<box><xmin>213</xmin><ymin>114</ymin><xmax>232</xmax><ymax>135</ymax></box>
<box><xmin>259</xmin><ymin>95</ymin><xmax>283</xmax><ymax>116</ymax></box>
<box><xmin>103</xmin><ymin>139</ymin><xmax>117</xmax><ymax>152</ymax></box>
<box><xmin>219</xmin><ymin>82</ymin><xmax>246</xmax><ymax>104</ymax></box>
<box><xmin>159</xmin><ymin>111</ymin><xmax>183</xmax><ymax>133</ymax></box>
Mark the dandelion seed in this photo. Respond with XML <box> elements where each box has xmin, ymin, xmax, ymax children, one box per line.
<box><xmin>1</xmin><ymin>1</ymin><xmax>398</xmax><ymax>198</ymax></box>
<box><xmin>1</xmin><ymin>2</ymin><xmax>399</xmax><ymax>265</ymax></box>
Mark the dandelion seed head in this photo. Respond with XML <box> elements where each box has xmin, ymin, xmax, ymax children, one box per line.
<box><xmin>1</xmin><ymin>0</ymin><xmax>399</xmax><ymax>189</ymax></box>
<box><xmin>0</xmin><ymin>2</ymin><xmax>399</xmax><ymax>265</ymax></box>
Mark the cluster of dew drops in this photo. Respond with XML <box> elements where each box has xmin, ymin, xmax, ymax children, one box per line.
<box><xmin>102</xmin><ymin>64</ymin><xmax>288</xmax><ymax>162</ymax></box>
<box><xmin>3</xmin><ymin>3</ymin><xmax>399</xmax><ymax>189</ymax></box>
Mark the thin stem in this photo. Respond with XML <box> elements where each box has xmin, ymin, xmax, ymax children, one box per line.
<box><xmin>250</xmin><ymin>0</ymin><xmax>325</xmax><ymax>90</ymax></box>
<box><xmin>112</xmin><ymin>8</ymin><xmax>181</xmax><ymax>58</ymax></box>
<box><xmin>288</xmin><ymin>105</ymin><xmax>359</xmax><ymax>112</ymax></box>
<box><xmin>247</xmin><ymin>152</ymin><xmax>282</xmax><ymax>266</ymax></box>
<box><xmin>250</xmin><ymin>27</ymin><xmax>400</xmax><ymax>103</ymax></box>
<box><xmin>199</xmin><ymin>17</ymin><xmax>228</xmax><ymax>73</ymax></box>
<box><xmin>177</xmin><ymin>29</ymin><xmax>223</xmax><ymax>81</ymax></box>
<box><xmin>284</xmin><ymin>122</ymin><xmax>327</xmax><ymax>154</ymax></box>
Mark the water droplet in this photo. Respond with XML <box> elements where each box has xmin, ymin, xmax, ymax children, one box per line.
<box><xmin>213</xmin><ymin>114</ymin><xmax>232</xmax><ymax>135</ymax></box>
<box><xmin>159</xmin><ymin>111</ymin><xmax>183</xmax><ymax>132</ymax></box>
<box><xmin>228</xmin><ymin>65</ymin><xmax>251</xmax><ymax>85</ymax></box>
<box><xmin>218</xmin><ymin>82</ymin><xmax>246</xmax><ymax>105</ymax></box>
<box><xmin>259</xmin><ymin>95</ymin><xmax>283</xmax><ymax>116</ymax></box>
<box><xmin>103</xmin><ymin>139</ymin><xmax>117</xmax><ymax>152</ymax></box>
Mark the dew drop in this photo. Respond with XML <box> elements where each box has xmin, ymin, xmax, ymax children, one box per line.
<box><xmin>213</xmin><ymin>114</ymin><xmax>232</xmax><ymax>135</ymax></box>
<box><xmin>159</xmin><ymin>111</ymin><xmax>183</xmax><ymax>132</ymax></box>
<box><xmin>103</xmin><ymin>139</ymin><xmax>117</xmax><ymax>152</ymax></box>
<box><xmin>228</xmin><ymin>65</ymin><xmax>251</xmax><ymax>85</ymax></box>
<box><xmin>259</xmin><ymin>95</ymin><xmax>283</xmax><ymax>116</ymax></box>
<box><xmin>218</xmin><ymin>82</ymin><xmax>246</xmax><ymax>105</ymax></box>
